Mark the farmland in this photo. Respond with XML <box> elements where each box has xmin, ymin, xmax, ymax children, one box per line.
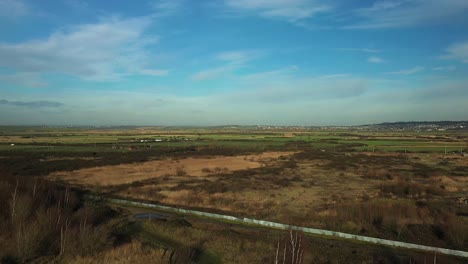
<box><xmin>0</xmin><ymin>125</ymin><xmax>467</xmax><ymax>263</ymax></box>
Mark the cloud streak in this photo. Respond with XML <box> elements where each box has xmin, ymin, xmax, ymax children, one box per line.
<box><xmin>216</xmin><ymin>50</ymin><xmax>264</xmax><ymax>64</ymax></box>
<box><xmin>139</xmin><ymin>69</ymin><xmax>169</xmax><ymax>76</ymax></box>
<box><xmin>368</xmin><ymin>56</ymin><xmax>385</xmax><ymax>63</ymax></box>
<box><xmin>222</xmin><ymin>0</ymin><xmax>468</xmax><ymax>29</ymax></box>
<box><xmin>432</xmin><ymin>66</ymin><xmax>456</xmax><ymax>72</ymax></box>
<box><xmin>337</xmin><ymin>48</ymin><xmax>380</xmax><ymax>53</ymax></box>
<box><xmin>441</xmin><ymin>40</ymin><xmax>468</xmax><ymax>63</ymax></box>
<box><xmin>191</xmin><ymin>50</ymin><xmax>265</xmax><ymax>81</ymax></box>
<box><xmin>0</xmin><ymin>99</ymin><xmax>63</xmax><ymax>108</ymax></box>
<box><xmin>224</xmin><ymin>0</ymin><xmax>331</xmax><ymax>22</ymax></box>
<box><xmin>150</xmin><ymin>0</ymin><xmax>185</xmax><ymax>17</ymax></box>
<box><xmin>386</xmin><ymin>66</ymin><xmax>424</xmax><ymax>75</ymax></box>
<box><xmin>345</xmin><ymin>0</ymin><xmax>468</xmax><ymax>29</ymax></box>
<box><xmin>191</xmin><ymin>66</ymin><xmax>233</xmax><ymax>81</ymax></box>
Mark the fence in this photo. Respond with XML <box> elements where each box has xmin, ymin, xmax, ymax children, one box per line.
<box><xmin>88</xmin><ymin>195</ymin><xmax>468</xmax><ymax>258</ymax></box>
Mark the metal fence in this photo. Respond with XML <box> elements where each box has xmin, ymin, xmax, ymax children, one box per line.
<box><xmin>89</xmin><ymin>195</ymin><xmax>468</xmax><ymax>258</ymax></box>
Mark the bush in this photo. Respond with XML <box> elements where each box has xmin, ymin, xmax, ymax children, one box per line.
<box><xmin>201</xmin><ymin>167</ymin><xmax>212</xmax><ymax>173</ymax></box>
<box><xmin>380</xmin><ymin>180</ymin><xmax>444</xmax><ymax>197</ymax></box>
<box><xmin>176</xmin><ymin>167</ymin><xmax>187</xmax><ymax>176</ymax></box>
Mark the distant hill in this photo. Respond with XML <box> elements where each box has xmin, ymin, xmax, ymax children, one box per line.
<box><xmin>358</xmin><ymin>121</ymin><xmax>468</xmax><ymax>131</ymax></box>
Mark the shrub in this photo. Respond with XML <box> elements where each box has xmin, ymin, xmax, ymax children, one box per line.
<box><xmin>176</xmin><ymin>167</ymin><xmax>187</xmax><ymax>176</ymax></box>
<box><xmin>201</xmin><ymin>167</ymin><xmax>212</xmax><ymax>173</ymax></box>
<box><xmin>380</xmin><ymin>180</ymin><xmax>444</xmax><ymax>197</ymax></box>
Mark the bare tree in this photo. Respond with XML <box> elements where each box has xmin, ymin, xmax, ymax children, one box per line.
<box><xmin>274</xmin><ymin>229</ymin><xmax>304</xmax><ymax>264</ymax></box>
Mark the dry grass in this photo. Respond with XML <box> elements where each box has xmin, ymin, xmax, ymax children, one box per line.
<box><xmin>46</xmin><ymin>150</ymin><xmax>468</xmax><ymax>250</ymax></box>
<box><xmin>49</xmin><ymin>151</ymin><xmax>295</xmax><ymax>186</ymax></box>
<box><xmin>143</xmin><ymin>221</ymin><xmax>273</xmax><ymax>264</ymax></box>
<box><xmin>68</xmin><ymin>241</ymin><xmax>169</xmax><ymax>264</ymax></box>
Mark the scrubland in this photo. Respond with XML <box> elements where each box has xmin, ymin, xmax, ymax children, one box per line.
<box><xmin>0</xmin><ymin>127</ymin><xmax>467</xmax><ymax>263</ymax></box>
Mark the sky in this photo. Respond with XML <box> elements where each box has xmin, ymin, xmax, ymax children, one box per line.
<box><xmin>0</xmin><ymin>0</ymin><xmax>468</xmax><ymax>126</ymax></box>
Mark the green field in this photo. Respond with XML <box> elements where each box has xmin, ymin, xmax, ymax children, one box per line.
<box><xmin>1</xmin><ymin>126</ymin><xmax>466</xmax><ymax>154</ymax></box>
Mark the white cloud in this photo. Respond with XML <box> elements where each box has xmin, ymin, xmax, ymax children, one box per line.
<box><xmin>216</xmin><ymin>50</ymin><xmax>264</xmax><ymax>64</ymax></box>
<box><xmin>441</xmin><ymin>41</ymin><xmax>468</xmax><ymax>63</ymax></box>
<box><xmin>368</xmin><ymin>56</ymin><xmax>385</xmax><ymax>63</ymax></box>
<box><xmin>386</xmin><ymin>66</ymin><xmax>424</xmax><ymax>75</ymax></box>
<box><xmin>191</xmin><ymin>66</ymin><xmax>233</xmax><ymax>81</ymax></box>
<box><xmin>140</xmin><ymin>69</ymin><xmax>169</xmax><ymax>76</ymax></box>
<box><xmin>217</xmin><ymin>51</ymin><xmax>250</xmax><ymax>63</ymax></box>
<box><xmin>150</xmin><ymin>0</ymin><xmax>184</xmax><ymax>17</ymax></box>
<box><xmin>224</xmin><ymin>0</ymin><xmax>330</xmax><ymax>22</ymax></box>
<box><xmin>0</xmin><ymin>16</ymin><xmax>164</xmax><ymax>81</ymax></box>
<box><xmin>337</xmin><ymin>48</ymin><xmax>380</xmax><ymax>53</ymax></box>
<box><xmin>239</xmin><ymin>65</ymin><xmax>299</xmax><ymax>81</ymax></box>
<box><xmin>433</xmin><ymin>66</ymin><xmax>456</xmax><ymax>71</ymax></box>
<box><xmin>0</xmin><ymin>0</ymin><xmax>28</xmax><ymax>18</ymax></box>
<box><xmin>346</xmin><ymin>0</ymin><xmax>468</xmax><ymax>29</ymax></box>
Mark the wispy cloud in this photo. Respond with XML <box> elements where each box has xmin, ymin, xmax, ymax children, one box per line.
<box><xmin>225</xmin><ymin>72</ymin><xmax>370</xmax><ymax>103</ymax></box>
<box><xmin>224</xmin><ymin>0</ymin><xmax>331</xmax><ymax>22</ymax></box>
<box><xmin>222</xmin><ymin>0</ymin><xmax>468</xmax><ymax>29</ymax></box>
<box><xmin>346</xmin><ymin>0</ymin><xmax>468</xmax><ymax>29</ymax></box>
<box><xmin>0</xmin><ymin>0</ymin><xmax>29</xmax><ymax>18</ymax></box>
<box><xmin>414</xmin><ymin>81</ymin><xmax>468</xmax><ymax>100</ymax></box>
<box><xmin>441</xmin><ymin>40</ymin><xmax>468</xmax><ymax>63</ymax></box>
<box><xmin>139</xmin><ymin>69</ymin><xmax>169</xmax><ymax>76</ymax></box>
<box><xmin>368</xmin><ymin>56</ymin><xmax>385</xmax><ymax>63</ymax></box>
<box><xmin>150</xmin><ymin>0</ymin><xmax>184</xmax><ymax>17</ymax></box>
<box><xmin>216</xmin><ymin>50</ymin><xmax>264</xmax><ymax>64</ymax></box>
<box><xmin>0</xmin><ymin>16</ymin><xmax>163</xmax><ymax>81</ymax></box>
<box><xmin>433</xmin><ymin>66</ymin><xmax>456</xmax><ymax>72</ymax></box>
<box><xmin>337</xmin><ymin>48</ymin><xmax>380</xmax><ymax>53</ymax></box>
<box><xmin>386</xmin><ymin>66</ymin><xmax>424</xmax><ymax>75</ymax></box>
<box><xmin>191</xmin><ymin>50</ymin><xmax>265</xmax><ymax>81</ymax></box>
<box><xmin>239</xmin><ymin>65</ymin><xmax>299</xmax><ymax>81</ymax></box>
<box><xmin>191</xmin><ymin>66</ymin><xmax>233</xmax><ymax>81</ymax></box>
<box><xmin>0</xmin><ymin>73</ymin><xmax>48</xmax><ymax>88</ymax></box>
<box><xmin>0</xmin><ymin>99</ymin><xmax>63</xmax><ymax>108</ymax></box>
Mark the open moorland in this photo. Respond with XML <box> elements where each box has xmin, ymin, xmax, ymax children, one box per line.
<box><xmin>0</xmin><ymin>125</ymin><xmax>467</xmax><ymax>263</ymax></box>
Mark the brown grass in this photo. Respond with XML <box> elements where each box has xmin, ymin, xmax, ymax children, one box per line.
<box><xmin>68</xmin><ymin>241</ymin><xmax>169</xmax><ymax>264</ymax></box>
<box><xmin>49</xmin><ymin>151</ymin><xmax>295</xmax><ymax>186</ymax></box>
<box><xmin>45</xmin><ymin>150</ymin><xmax>468</xmax><ymax>251</ymax></box>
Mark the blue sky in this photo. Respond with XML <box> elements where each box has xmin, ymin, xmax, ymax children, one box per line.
<box><xmin>0</xmin><ymin>0</ymin><xmax>467</xmax><ymax>126</ymax></box>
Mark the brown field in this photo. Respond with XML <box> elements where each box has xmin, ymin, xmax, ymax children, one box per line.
<box><xmin>48</xmin><ymin>151</ymin><xmax>295</xmax><ymax>186</ymax></box>
<box><xmin>47</xmin><ymin>148</ymin><xmax>468</xmax><ymax>250</ymax></box>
